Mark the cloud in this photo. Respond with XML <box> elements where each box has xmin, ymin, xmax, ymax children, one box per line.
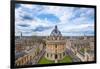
<box><xmin>20</xmin><ymin>15</ymin><xmax>34</xmax><ymax>20</ymax></box>
<box><xmin>18</xmin><ymin>24</ymin><xmax>30</xmax><ymax>27</ymax></box>
<box><xmin>15</xmin><ymin>3</ymin><xmax>95</xmax><ymax>36</ymax></box>
<box><xmin>31</xmin><ymin>25</ymin><xmax>52</xmax><ymax>32</ymax></box>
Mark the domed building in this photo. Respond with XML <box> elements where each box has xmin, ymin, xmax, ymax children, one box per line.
<box><xmin>45</xmin><ymin>25</ymin><xmax>66</xmax><ymax>63</ymax></box>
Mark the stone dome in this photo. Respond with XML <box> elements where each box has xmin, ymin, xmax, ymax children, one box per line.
<box><xmin>50</xmin><ymin>25</ymin><xmax>62</xmax><ymax>37</ymax></box>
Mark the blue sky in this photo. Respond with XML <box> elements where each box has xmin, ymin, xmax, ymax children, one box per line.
<box><xmin>15</xmin><ymin>4</ymin><xmax>94</xmax><ymax>36</ymax></box>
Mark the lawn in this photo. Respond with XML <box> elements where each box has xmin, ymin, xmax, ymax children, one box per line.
<box><xmin>38</xmin><ymin>57</ymin><xmax>54</xmax><ymax>64</ymax></box>
<box><xmin>80</xmin><ymin>48</ymin><xmax>84</xmax><ymax>53</ymax></box>
<box><xmin>38</xmin><ymin>56</ymin><xmax>72</xmax><ymax>64</ymax></box>
<box><xmin>59</xmin><ymin>56</ymin><xmax>72</xmax><ymax>63</ymax></box>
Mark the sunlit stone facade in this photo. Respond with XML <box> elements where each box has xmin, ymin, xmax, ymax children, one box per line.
<box><xmin>45</xmin><ymin>26</ymin><xmax>66</xmax><ymax>63</ymax></box>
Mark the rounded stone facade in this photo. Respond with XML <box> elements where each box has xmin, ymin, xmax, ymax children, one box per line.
<box><xmin>45</xmin><ymin>25</ymin><xmax>66</xmax><ymax>63</ymax></box>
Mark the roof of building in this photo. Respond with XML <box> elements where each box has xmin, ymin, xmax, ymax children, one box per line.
<box><xmin>15</xmin><ymin>51</ymin><xmax>27</xmax><ymax>60</ymax></box>
<box><xmin>50</xmin><ymin>25</ymin><xmax>62</xmax><ymax>37</ymax></box>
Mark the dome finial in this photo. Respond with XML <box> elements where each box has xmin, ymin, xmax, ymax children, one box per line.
<box><xmin>50</xmin><ymin>25</ymin><xmax>62</xmax><ymax>36</ymax></box>
<box><xmin>55</xmin><ymin>25</ymin><xmax>57</xmax><ymax>28</ymax></box>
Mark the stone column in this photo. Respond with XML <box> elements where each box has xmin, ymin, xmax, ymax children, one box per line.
<box><xmin>55</xmin><ymin>60</ymin><xmax>58</xmax><ymax>63</ymax></box>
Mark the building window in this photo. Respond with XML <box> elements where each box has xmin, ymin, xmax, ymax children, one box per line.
<box><xmin>63</xmin><ymin>52</ymin><xmax>65</xmax><ymax>56</ymax></box>
<box><xmin>47</xmin><ymin>53</ymin><xmax>48</xmax><ymax>57</ymax></box>
<box><xmin>51</xmin><ymin>54</ymin><xmax>52</xmax><ymax>58</ymax></box>
<box><xmin>60</xmin><ymin>54</ymin><xmax>62</xmax><ymax>58</ymax></box>
<box><xmin>55</xmin><ymin>37</ymin><xmax>57</xmax><ymax>40</ymax></box>
<box><xmin>55</xmin><ymin>54</ymin><xmax>57</xmax><ymax>59</ymax></box>
<box><xmin>55</xmin><ymin>44</ymin><xmax>57</xmax><ymax>48</ymax></box>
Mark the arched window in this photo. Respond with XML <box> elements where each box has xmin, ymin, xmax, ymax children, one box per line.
<box><xmin>60</xmin><ymin>53</ymin><xmax>62</xmax><ymax>58</ymax></box>
<box><xmin>47</xmin><ymin>53</ymin><xmax>48</xmax><ymax>57</ymax></box>
<box><xmin>55</xmin><ymin>44</ymin><xmax>57</xmax><ymax>48</ymax></box>
<box><xmin>63</xmin><ymin>52</ymin><xmax>65</xmax><ymax>56</ymax></box>
<box><xmin>55</xmin><ymin>54</ymin><xmax>57</xmax><ymax>59</ymax></box>
<box><xmin>51</xmin><ymin>54</ymin><xmax>52</xmax><ymax>58</ymax></box>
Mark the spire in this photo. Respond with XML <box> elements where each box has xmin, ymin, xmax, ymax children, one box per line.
<box><xmin>84</xmin><ymin>34</ymin><xmax>87</xmax><ymax>40</ymax></box>
<box><xmin>55</xmin><ymin>25</ymin><xmax>57</xmax><ymax>29</ymax></box>
<box><xmin>20</xmin><ymin>32</ymin><xmax>22</xmax><ymax>39</ymax></box>
<box><xmin>21</xmin><ymin>32</ymin><xmax>22</xmax><ymax>37</ymax></box>
<box><xmin>54</xmin><ymin>25</ymin><xmax>58</xmax><ymax>33</ymax></box>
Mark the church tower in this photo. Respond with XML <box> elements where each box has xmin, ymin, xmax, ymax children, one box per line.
<box><xmin>20</xmin><ymin>32</ymin><xmax>22</xmax><ymax>39</ymax></box>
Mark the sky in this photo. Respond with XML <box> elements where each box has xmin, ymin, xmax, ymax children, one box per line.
<box><xmin>15</xmin><ymin>3</ymin><xmax>95</xmax><ymax>36</ymax></box>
